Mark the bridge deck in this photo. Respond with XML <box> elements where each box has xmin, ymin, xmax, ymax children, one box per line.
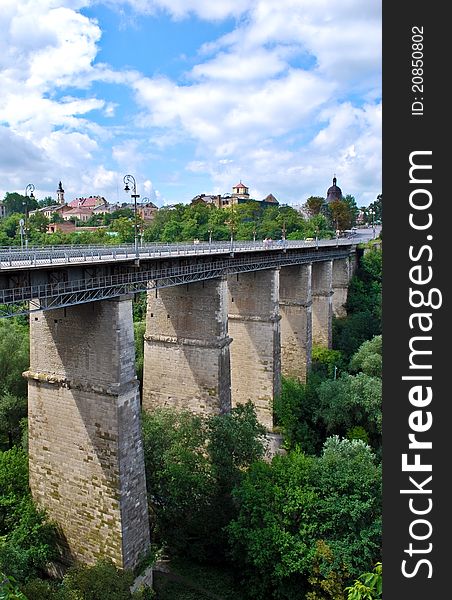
<box><xmin>0</xmin><ymin>239</ymin><xmax>357</xmax><ymax>318</ymax></box>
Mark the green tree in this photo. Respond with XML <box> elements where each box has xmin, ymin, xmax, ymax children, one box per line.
<box><xmin>22</xmin><ymin>560</ymin><xmax>154</xmax><ymax>600</ymax></box>
<box><xmin>299</xmin><ymin>214</ymin><xmax>331</xmax><ymax>239</ymax></box>
<box><xmin>345</xmin><ymin>563</ymin><xmax>382</xmax><ymax>600</ymax></box>
<box><xmin>329</xmin><ymin>200</ymin><xmax>353</xmax><ymax>232</ymax></box>
<box><xmin>160</xmin><ymin>219</ymin><xmax>183</xmax><ymax>243</ymax></box>
<box><xmin>0</xmin><ymin>319</ymin><xmax>29</xmax><ymax>398</ymax></box>
<box><xmin>0</xmin><ymin>394</ymin><xmax>27</xmax><ymax>450</ymax></box>
<box><xmin>333</xmin><ymin>311</ymin><xmax>381</xmax><ymax>364</ymax></box>
<box><xmin>3</xmin><ymin>193</ymin><xmax>38</xmax><ymax>217</ymax></box>
<box><xmin>134</xmin><ymin>321</ymin><xmax>146</xmax><ymax>389</ymax></box>
<box><xmin>50</xmin><ymin>212</ymin><xmax>64</xmax><ymax>224</ymax></box>
<box><xmin>38</xmin><ymin>196</ymin><xmax>56</xmax><ymax>208</ymax></box>
<box><xmin>305</xmin><ymin>197</ymin><xmax>325</xmax><ymax>217</ymax></box>
<box><xmin>311</xmin><ymin>347</ymin><xmax>345</xmax><ymax>379</ymax></box>
<box><xmin>141</xmin><ymin>403</ymin><xmax>266</xmax><ymax>562</ymax></box>
<box><xmin>306</xmin><ymin>540</ymin><xmax>350</xmax><ymax>600</ymax></box>
<box><xmin>109</xmin><ymin>217</ymin><xmax>135</xmax><ymax>243</ymax></box>
<box><xmin>0</xmin><ymin>448</ymin><xmax>57</xmax><ymax>583</ymax></box>
<box><xmin>228</xmin><ymin>438</ymin><xmax>381</xmax><ymax>599</ymax></box>
<box><xmin>316</xmin><ymin>374</ymin><xmax>382</xmax><ymax>450</ymax></box>
<box><xmin>61</xmin><ymin>559</ymin><xmax>153</xmax><ymax>600</ymax></box>
<box><xmin>308</xmin><ymin>438</ymin><xmax>381</xmax><ymax>575</ymax></box>
<box><xmin>342</xmin><ymin>195</ymin><xmax>359</xmax><ymax>228</ymax></box>
<box><xmin>349</xmin><ymin>336</ymin><xmax>382</xmax><ymax>378</ymax></box>
<box><xmin>334</xmin><ymin>249</ymin><xmax>382</xmax><ymax>360</ymax></box>
<box><xmin>0</xmin><ymin>572</ymin><xmax>29</xmax><ymax>599</ymax></box>
<box><xmin>0</xmin><ymin>214</ymin><xmax>23</xmax><ymax>242</ymax></box>
<box><xmin>274</xmin><ymin>377</ymin><xmax>325</xmax><ymax>454</ymax></box>
<box><xmin>206</xmin><ymin>403</ymin><xmax>266</xmax><ymax>550</ymax></box>
<box><xmin>28</xmin><ymin>212</ymin><xmax>49</xmax><ymax>234</ymax></box>
<box><xmin>363</xmin><ymin>195</ymin><xmax>382</xmax><ymax>225</ymax></box>
<box><xmin>141</xmin><ymin>409</ymin><xmax>213</xmax><ymax>559</ymax></box>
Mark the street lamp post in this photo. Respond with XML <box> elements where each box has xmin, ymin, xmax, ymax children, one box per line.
<box><xmin>123</xmin><ymin>174</ymin><xmax>140</xmax><ymax>257</ymax></box>
<box><xmin>370</xmin><ymin>209</ymin><xmax>375</xmax><ymax>239</ymax></box>
<box><xmin>282</xmin><ymin>220</ymin><xmax>286</xmax><ymax>252</ymax></box>
<box><xmin>140</xmin><ymin>197</ymin><xmax>150</xmax><ymax>247</ymax></box>
<box><xmin>24</xmin><ymin>183</ymin><xmax>35</xmax><ymax>249</ymax></box>
<box><xmin>208</xmin><ymin>228</ymin><xmax>212</xmax><ymax>246</ymax></box>
<box><xmin>227</xmin><ymin>202</ymin><xmax>235</xmax><ymax>255</ymax></box>
<box><xmin>19</xmin><ymin>218</ymin><xmax>24</xmax><ymax>250</ymax></box>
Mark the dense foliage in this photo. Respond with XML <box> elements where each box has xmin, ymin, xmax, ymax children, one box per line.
<box><xmin>275</xmin><ymin>333</ymin><xmax>382</xmax><ymax>455</ymax></box>
<box><xmin>141</xmin><ymin>403</ymin><xmax>266</xmax><ymax>562</ymax></box>
<box><xmin>333</xmin><ymin>248</ymin><xmax>382</xmax><ymax>361</ymax></box>
<box><xmin>0</xmin><ymin>319</ymin><xmax>29</xmax><ymax>450</ymax></box>
<box><xmin>227</xmin><ymin>438</ymin><xmax>381</xmax><ymax>600</ymax></box>
<box><xmin>21</xmin><ymin>560</ymin><xmax>154</xmax><ymax>600</ymax></box>
<box><xmin>1</xmin><ymin>190</ymin><xmax>368</xmax><ymax>248</ymax></box>
<box><xmin>0</xmin><ymin>448</ymin><xmax>57</xmax><ymax>583</ymax></box>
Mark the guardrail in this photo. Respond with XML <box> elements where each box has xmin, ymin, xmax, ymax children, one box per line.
<box><xmin>0</xmin><ymin>247</ymin><xmax>352</xmax><ymax>317</ymax></box>
<box><xmin>0</xmin><ymin>238</ymin><xmax>354</xmax><ymax>269</ymax></box>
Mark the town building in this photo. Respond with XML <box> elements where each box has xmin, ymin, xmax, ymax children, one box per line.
<box><xmin>191</xmin><ymin>182</ymin><xmax>279</xmax><ymax>210</ymax></box>
<box><xmin>138</xmin><ymin>202</ymin><xmax>158</xmax><ymax>222</ymax></box>
<box><xmin>68</xmin><ymin>195</ymin><xmax>107</xmax><ymax>210</ymax></box>
<box><xmin>62</xmin><ymin>206</ymin><xmax>93</xmax><ymax>222</ymax></box>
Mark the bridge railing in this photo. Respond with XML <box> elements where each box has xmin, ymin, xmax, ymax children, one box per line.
<box><xmin>0</xmin><ymin>239</ymin><xmax>354</xmax><ymax>269</ymax></box>
<box><xmin>0</xmin><ymin>247</ymin><xmax>352</xmax><ymax>315</ymax></box>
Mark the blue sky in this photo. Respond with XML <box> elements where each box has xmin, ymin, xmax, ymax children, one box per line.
<box><xmin>0</xmin><ymin>0</ymin><xmax>381</xmax><ymax>207</ymax></box>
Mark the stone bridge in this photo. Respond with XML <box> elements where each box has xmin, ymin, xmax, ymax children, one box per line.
<box><xmin>0</xmin><ymin>240</ymin><xmax>357</xmax><ymax>570</ymax></box>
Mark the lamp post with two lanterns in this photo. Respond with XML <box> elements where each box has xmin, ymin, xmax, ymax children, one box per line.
<box><xmin>123</xmin><ymin>174</ymin><xmax>140</xmax><ymax>257</ymax></box>
<box><xmin>23</xmin><ymin>183</ymin><xmax>35</xmax><ymax>249</ymax></box>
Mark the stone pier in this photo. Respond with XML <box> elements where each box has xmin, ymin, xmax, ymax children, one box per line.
<box><xmin>142</xmin><ymin>279</ymin><xmax>231</xmax><ymax>416</ymax></box>
<box><xmin>279</xmin><ymin>264</ymin><xmax>312</xmax><ymax>382</ymax></box>
<box><xmin>25</xmin><ymin>297</ymin><xmax>150</xmax><ymax>569</ymax></box>
<box><xmin>332</xmin><ymin>257</ymin><xmax>351</xmax><ymax>318</ymax></box>
<box><xmin>227</xmin><ymin>270</ymin><xmax>281</xmax><ymax>430</ymax></box>
<box><xmin>311</xmin><ymin>260</ymin><xmax>333</xmax><ymax>348</ymax></box>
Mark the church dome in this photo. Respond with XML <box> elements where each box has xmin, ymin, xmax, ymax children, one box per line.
<box><xmin>326</xmin><ymin>176</ymin><xmax>342</xmax><ymax>203</ymax></box>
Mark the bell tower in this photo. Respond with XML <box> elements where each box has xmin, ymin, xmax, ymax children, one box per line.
<box><xmin>57</xmin><ymin>181</ymin><xmax>65</xmax><ymax>205</ymax></box>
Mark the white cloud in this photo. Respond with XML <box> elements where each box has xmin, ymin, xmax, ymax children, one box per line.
<box><xmin>104</xmin><ymin>0</ymin><xmax>255</xmax><ymax>20</ymax></box>
<box><xmin>0</xmin><ymin>0</ymin><xmax>381</xmax><ymax>208</ymax></box>
<box><xmin>190</xmin><ymin>48</ymin><xmax>289</xmax><ymax>82</ymax></box>
<box><xmin>134</xmin><ymin>69</ymin><xmax>332</xmax><ymax>152</ymax></box>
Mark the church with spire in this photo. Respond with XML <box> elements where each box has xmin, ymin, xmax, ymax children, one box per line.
<box><xmin>325</xmin><ymin>175</ymin><xmax>343</xmax><ymax>203</ymax></box>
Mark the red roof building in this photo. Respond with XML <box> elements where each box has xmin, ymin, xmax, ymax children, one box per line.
<box><xmin>232</xmin><ymin>181</ymin><xmax>249</xmax><ymax>197</ymax></box>
<box><xmin>68</xmin><ymin>195</ymin><xmax>107</xmax><ymax>209</ymax></box>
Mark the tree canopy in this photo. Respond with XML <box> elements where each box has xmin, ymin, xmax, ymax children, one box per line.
<box><xmin>227</xmin><ymin>437</ymin><xmax>381</xmax><ymax>599</ymax></box>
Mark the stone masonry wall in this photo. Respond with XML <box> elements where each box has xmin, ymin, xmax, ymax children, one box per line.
<box><xmin>26</xmin><ymin>297</ymin><xmax>150</xmax><ymax>570</ymax></box>
<box><xmin>227</xmin><ymin>270</ymin><xmax>281</xmax><ymax>430</ymax></box>
<box><xmin>332</xmin><ymin>257</ymin><xmax>351</xmax><ymax>318</ymax></box>
<box><xmin>279</xmin><ymin>264</ymin><xmax>312</xmax><ymax>382</ymax></box>
<box><xmin>311</xmin><ymin>260</ymin><xmax>333</xmax><ymax>348</ymax></box>
<box><xmin>142</xmin><ymin>279</ymin><xmax>231</xmax><ymax>416</ymax></box>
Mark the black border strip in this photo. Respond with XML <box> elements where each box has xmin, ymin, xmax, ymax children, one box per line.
<box><xmin>383</xmin><ymin>2</ymin><xmax>449</xmax><ymax>597</ymax></box>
